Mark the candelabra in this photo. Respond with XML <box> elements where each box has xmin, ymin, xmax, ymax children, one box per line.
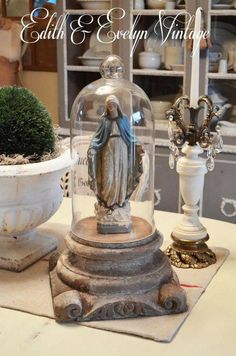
<box><xmin>165</xmin><ymin>95</ymin><xmax>223</xmax><ymax>269</ymax></box>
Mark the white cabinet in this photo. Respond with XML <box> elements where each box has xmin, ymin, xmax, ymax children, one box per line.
<box><xmin>57</xmin><ymin>0</ymin><xmax>236</xmax><ymax>223</ymax></box>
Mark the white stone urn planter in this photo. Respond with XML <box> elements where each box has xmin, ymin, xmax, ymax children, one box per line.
<box><xmin>0</xmin><ymin>149</ymin><xmax>71</xmax><ymax>271</ymax></box>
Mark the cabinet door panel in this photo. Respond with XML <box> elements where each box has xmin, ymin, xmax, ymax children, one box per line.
<box><xmin>203</xmin><ymin>154</ymin><xmax>236</xmax><ymax>223</ymax></box>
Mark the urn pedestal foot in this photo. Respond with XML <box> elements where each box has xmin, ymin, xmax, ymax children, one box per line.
<box><xmin>49</xmin><ymin>217</ymin><xmax>187</xmax><ymax>322</ymax></box>
<box><xmin>0</xmin><ymin>231</ymin><xmax>57</xmax><ymax>272</ymax></box>
<box><xmin>165</xmin><ymin>234</ymin><xmax>216</xmax><ymax>269</ymax></box>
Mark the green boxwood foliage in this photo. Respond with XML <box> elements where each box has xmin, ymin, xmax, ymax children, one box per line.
<box><xmin>0</xmin><ymin>86</ymin><xmax>55</xmax><ymax>158</ymax></box>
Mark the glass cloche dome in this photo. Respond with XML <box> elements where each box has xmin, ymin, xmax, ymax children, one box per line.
<box><xmin>70</xmin><ymin>55</ymin><xmax>156</xmax><ymax>241</ymax></box>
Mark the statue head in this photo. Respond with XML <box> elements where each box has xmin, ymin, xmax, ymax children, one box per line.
<box><xmin>105</xmin><ymin>95</ymin><xmax>122</xmax><ymax>118</ymax></box>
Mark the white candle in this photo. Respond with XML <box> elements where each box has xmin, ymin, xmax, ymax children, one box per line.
<box><xmin>190</xmin><ymin>7</ymin><xmax>202</xmax><ymax>107</ymax></box>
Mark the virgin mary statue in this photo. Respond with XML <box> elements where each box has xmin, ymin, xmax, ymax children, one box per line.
<box><xmin>87</xmin><ymin>95</ymin><xmax>144</xmax><ymax>234</ymax></box>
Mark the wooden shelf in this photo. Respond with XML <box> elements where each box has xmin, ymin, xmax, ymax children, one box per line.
<box><xmin>66</xmin><ymin>9</ymin><xmax>109</xmax><ymax>15</ymax></box>
<box><xmin>67</xmin><ymin>9</ymin><xmax>186</xmax><ymax>17</ymax></box>
<box><xmin>155</xmin><ymin>120</ymin><xmax>168</xmax><ymax>130</ymax></box>
<box><xmin>67</xmin><ymin>119</ymin><xmax>167</xmax><ymax>133</ymax></box>
<box><xmin>210</xmin><ymin>9</ymin><xmax>236</xmax><ymax>16</ymax></box>
<box><xmin>67</xmin><ymin>65</ymin><xmax>100</xmax><ymax>72</ymax></box>
<box><xmin>208</xmin><ymin>73</ymin><xmax>236</xmax><ymax>80</ymax></box>
<box><xmin>132</xmin><ymin>9</ymin><xmax>186</xmax><ymax>16</ymax></box>
<box><xmin>59</xmin><ymin>127</ymin><xmax>70</xmax><ymax>137</ymax></box>
<box><xmin>132</xmin><ymin>69</ymin><xmax>184</xmax><ymax>77</ymax></box>
<box><xmin>67</xmin><ymin>8</ymin><xmax>186</xmax><ymax>16</ymax></box>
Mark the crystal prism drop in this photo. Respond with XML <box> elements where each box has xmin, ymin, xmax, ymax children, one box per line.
<box><xmin>207</xmin><ymin>156</ymin><xmax>215</xmax><ymax>172</ymax></box>
<box><xmin>174</xmin><ymin>146</ymin><xmax>180</xmax><ymax>160</ymax></box>
<box><xmin>168</xmin><ymin>122</ymin><xmax>174</xmax><ymax>140</ymax></box>
<box><xmin>169</xmin><ymin>142</ymin><xmax>175</xmax><ymax>152</ymax></box>
<box><xmin>169</xmin><ymin>153</ymin><xmax>175</xmax><ymax>170</ymax></box>
<box><xmin>207</xmin><ymin>147</ymin><xmax>212</xmax><ymax>159</ymax></box>
<box><xmin>213</xmin><ymin>133</ymin><xmax>223</xmax><ymax>153</ymax></box>
<box><xmin>212</xmin><ymin>125</ymin><xmax>223</xmax><ymax>153</ymax></box>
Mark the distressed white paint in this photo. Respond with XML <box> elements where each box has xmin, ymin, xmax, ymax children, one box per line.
<box><xmin>0</xmin><ymin>149</ymin><xmax>71</xmax><ymax>271</ymax></box>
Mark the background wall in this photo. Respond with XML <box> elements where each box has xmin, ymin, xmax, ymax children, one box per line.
<box><xmin>22</xmin><ymin>71</ymin><xmax>58</xmax><ymax>125</ymax></box>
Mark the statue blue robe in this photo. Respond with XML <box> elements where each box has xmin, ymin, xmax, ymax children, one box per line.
<box><xmin>87</xmin><ymin>114</ymin><xmax>143</xmax><ymax>208</ymax></box>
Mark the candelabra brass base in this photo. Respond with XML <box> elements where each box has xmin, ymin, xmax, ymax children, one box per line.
<box><xmin>49</xmin><ymin>217</ymin><xmax>187</xmax><ymax>322</ymax></box>
<box><xmin>165</xmin><ymin>234</ymin><xmax>217</xmax><ymax>269</ymax></box>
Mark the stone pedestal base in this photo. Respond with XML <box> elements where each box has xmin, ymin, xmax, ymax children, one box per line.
<box><xmin>50</xmin><ymin>216</ymin><xmax>187</xmax><ymax>322</ymax></box>
<box><xmin>165</xmin><ymin>234</ymin><xmax>217</xmax><ymax>269</ymax></box>
<box><xmin>0</xmin><ymin>231</ymin><xmax>57</xmax><ymax>272</ymax></box>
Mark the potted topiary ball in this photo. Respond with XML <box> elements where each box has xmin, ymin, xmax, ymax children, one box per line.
<box><xmin>0</xmin><ymin>86</ymin><xmax>71</xmax><ymax>272</ymax></box>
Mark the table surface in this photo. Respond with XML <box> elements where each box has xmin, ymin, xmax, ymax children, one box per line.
<box><xmin>1</xmin><ymin>198</ymin><xmax>236</xmax><ymax>356</ymax></box>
